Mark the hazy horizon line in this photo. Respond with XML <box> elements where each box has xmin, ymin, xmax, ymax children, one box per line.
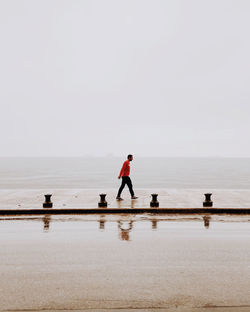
<box><xmin>1</xmin><ymin>156</ymin><xmax>250</xmax><ymax>159</ymax></box>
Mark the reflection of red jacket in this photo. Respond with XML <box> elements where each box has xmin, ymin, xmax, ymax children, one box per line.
<box><xmin>119</xmin><ymin>160</ymin><xmax>130</xmax><ymax>177</ymax></box>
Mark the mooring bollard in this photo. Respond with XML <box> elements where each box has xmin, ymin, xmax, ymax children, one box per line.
<box><xmin>150</xmin><ymin>194</ymin><xmax>159</xmax><ymax>207</ymax></box>
<box><xmin>98</xmin><ymin>194</ymin><xmax>107</xmax><ymax>207</ymax></box>
<box><xmin>43</xmin><ymin>194</ymin><xmax>53</xmax><ymax>208</ymax></box>
<box><xmin>203</xmin><ymin>193</ymin><xmax>213</xmax><ymax>207</ymax></box>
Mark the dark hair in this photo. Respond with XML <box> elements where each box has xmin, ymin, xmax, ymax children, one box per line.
<box><xmin>127</xmin><ymin>154</ymin><xmax>133</xmax><ymax>159</ymax></box>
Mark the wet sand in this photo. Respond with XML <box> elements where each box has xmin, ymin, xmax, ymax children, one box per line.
<box><xmin>0</xmin><ymin>214</ymin><xmax>250</xmax><ymax>311</ymax></box>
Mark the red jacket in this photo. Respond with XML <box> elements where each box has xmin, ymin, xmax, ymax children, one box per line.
<box><xmin>119</xmin><ymin>160</ymin><xmax>130</xmax><ymax>177</ymax></box>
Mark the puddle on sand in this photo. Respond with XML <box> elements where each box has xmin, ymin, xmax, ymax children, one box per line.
<box><xmin>1</xmin><ymin>214</ymin><xmax>250</xmax><ymax>310</ymax></box>
<box><xmin>0</xmin><ymin>214</ymin><xmax>250</xmax><ymax>240</ymax></box>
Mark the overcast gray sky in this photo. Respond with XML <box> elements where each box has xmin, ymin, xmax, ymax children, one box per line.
<box><xmin>0</xmin><ymin>0</ymin><xmax>249</xmax><ymax>157</ymax></box>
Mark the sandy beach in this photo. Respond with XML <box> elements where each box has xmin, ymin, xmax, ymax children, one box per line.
<box><xmin>1</xmin><ymin>214</ymin><xmax>250</xmax><ymax>312</ymax></box>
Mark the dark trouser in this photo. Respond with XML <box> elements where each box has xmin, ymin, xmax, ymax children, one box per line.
<box><xmin>117</xmin><ymin>176</ymin><xmax>134</xmax><ymax>198</ymax></box>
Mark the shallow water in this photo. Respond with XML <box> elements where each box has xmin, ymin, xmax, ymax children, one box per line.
<box><xmin>0</xmin><ymin>157</ymin><xmax>250</xmax><ymax>189</ymax></box>
<box><xmin>0</xmin><ymin>215</ymin><xmax>250</xmax><ymax>311</ymax></box>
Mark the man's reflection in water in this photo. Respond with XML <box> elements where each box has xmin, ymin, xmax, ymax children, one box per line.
<box><xmin>203</xmin><ymin>215</ymin><xmax>211</xmax><ymax>229</ymax></box>
<box><xmin>117</xmin><ymin>200</ymin><xmax>122</xmax><ymax>209</ymax></box>
<box><xmin>43</xmin><ymin>214</ymin><xmax>51</xmax><ymax>232</ymax></box>
<box><xmin>116</xmin><ymin>199</ymin><xmax>135</xmax><ymax>209</ymax></box>
<box><xmin>151</xmin><ymin>219</ymin><xmax>158</xmax><ymax>230</ymax></box>
<box><xmin>99</xmin><ymin>215</ymin><xmax>106</xmax><ymax>231</ymax></box>
<box><xmin>118</xmin><ymin>220</ymin><xmax>133</xmax><ymax>241</ymax></box>
<box><xmin>116</xmin><ymin>196</ymin><xmax>136</xmax><ymax>210</ymax></box>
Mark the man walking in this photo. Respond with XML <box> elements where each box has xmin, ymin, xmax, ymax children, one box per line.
<box><xmin>116</xmin><ymin>154</ymin><xmax>138</xmax><ymax>200</ymax></box>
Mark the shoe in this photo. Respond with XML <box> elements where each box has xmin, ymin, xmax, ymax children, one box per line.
<box><xmin>131</xmin><ymin>196</ymin><xmax>138</xmax><ymax>199</ymax></box>
<box><xmin>116</xmin><ymin>197</ymin><xmax>124</xmax><ymax>201</ymax></box>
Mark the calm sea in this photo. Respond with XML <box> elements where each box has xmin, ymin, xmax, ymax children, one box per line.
<box><xmin>0</xmin><ymin>157</ymin><xmax>249</xmax><ymax>189</ymax></box>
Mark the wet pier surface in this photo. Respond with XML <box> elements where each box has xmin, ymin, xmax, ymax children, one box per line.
<box><xmin>1</xmin><ymin>189</ymin><xmax>250</xmax><ymax>215</ymax></box>
<box><xmin>1</xmin><ymin>214</ymin><xmax>250</xmax><ymax>312</ymax></box>
<box><xmin>1</xmin><ymin>189</ymin><xmax>250</xmax><ymax>210</ymax></box>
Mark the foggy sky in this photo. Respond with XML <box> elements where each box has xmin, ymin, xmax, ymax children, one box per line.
<box><xmin>0</xmin><ymin>0</ymin><xmax>249</xmax><ymax>157</ymax></box>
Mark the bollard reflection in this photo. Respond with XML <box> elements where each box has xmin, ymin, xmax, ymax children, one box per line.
<box><xmin>43</xmin><ymin>214</ymin><xmax>51</xmax><ymax>232</ymax></box>
<box><xmin>99</xmin><ymin>215</ymin><xmax>106</xmax><ymax>231</ymax></box>
<box><xmin>151</xmin><ymin>219</ymin><xmax>158</xmax><ymax>230</ymax></box>
<box><xmin>203</xmin><ymin>215</ymin><xmax>211</xmax><ymax>229</ymax></box>
<box><xmin>118</xmin><ymin>220</ymin><xmax>133</xmax><ymax>241</ymax></box>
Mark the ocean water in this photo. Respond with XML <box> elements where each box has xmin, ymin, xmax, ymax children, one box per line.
<box><xmin>0</xmin><ymin>157</ymin><xmax>249</xmax><ymax>189</ymax></box>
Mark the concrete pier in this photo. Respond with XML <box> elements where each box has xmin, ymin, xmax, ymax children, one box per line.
<box><xmin>1</xmin><ymin>188</ymin><xmax>250</xmax><ymax>215</ymax></box>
